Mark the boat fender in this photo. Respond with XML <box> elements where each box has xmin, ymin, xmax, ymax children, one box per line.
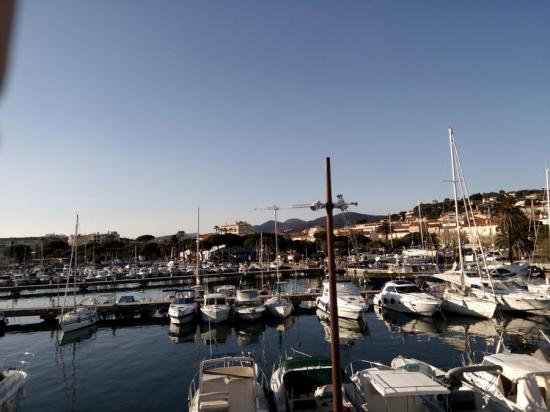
<box><xmin>445</xmin><ymin>364</ymin><xmax>503</xmax><ymax>386</ymax></box>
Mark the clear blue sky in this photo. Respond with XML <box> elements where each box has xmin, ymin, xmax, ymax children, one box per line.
<box><xmin>1</xmin><ymin>0</ymin><xmax>549</xmax><ymax>238</ymax></box>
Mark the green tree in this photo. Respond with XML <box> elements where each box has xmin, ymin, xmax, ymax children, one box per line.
<box><xmin>136</xmin><ymin>235</ymin><xmax>155</xmax><ymax>242</ymax></box>
<box><xmin>496</xmin><ymin>197</ymin><xmax>531</xmax><ymax>261</ymax></box>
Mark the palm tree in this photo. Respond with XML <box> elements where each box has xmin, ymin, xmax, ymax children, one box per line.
<box><xmin>496</xmin><ymin>197</ymin><xmax>530</xmax><ymax>261</ymax></box>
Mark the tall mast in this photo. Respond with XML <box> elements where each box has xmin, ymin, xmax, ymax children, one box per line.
<box><xmin>73</xmin><ymin>214</ymin><xmax>79</xmax><ymax>308</ymax></box>
<box><xmin>418</xmin><ymin>201</ymin><xmax>425</xmax><ymax>249</ymax></box>
<box><xmin>388</xmin><ymin>214</ymin><xmax>393</xmax><ymax>249</ymax></box>
<box><xmin>546</xmin><ymin>167</ymin><xmax>550</xmax><ymax>261</ymax></box>
<box><xmin>259</xmin><ymin>232</ymin><xmax>264</xmax><ymax>290</ymax></box>
<box><xmin>196</xmin><ymin>207</ymin><xmax>200</xmax><ymax>286</ymax></box>
<box><xmin>449</xmin><ymin>128</ymin><xmax>465</xmax><ymax>286</ymax></box>
<box><xmin>274</xmin><ymin>207</ymin><xmax>280</xmax><ymax>286</ymax></box>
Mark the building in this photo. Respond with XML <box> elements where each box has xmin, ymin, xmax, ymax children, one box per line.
<box><xmin>0</xmin><ymin>233</ymin><xmax>70</xmax><ymax>259</ymax></box>
<box><xmin>216</xmin><ymin>221</ymin><xmax>255</xmax><ymax>236</ymax></box>
<box><xmin>69</xmin><ymin>231</ymin><xmax>120</xmax><ymax>246</ymax></box>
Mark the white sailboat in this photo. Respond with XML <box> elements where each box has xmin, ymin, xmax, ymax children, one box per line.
<box><xmin>435</xmin><ymin>129</ymin><xmax>498</xmax><ymax>319</ymax></box>
<box><xmin>262</xmin><ymin>206</ymin><xmax>293</xmax><ymax>319</ymax></box>
<box><xmin>58</xmin><ymin>215</ymin><xmax>100</xmax><ymax>333</ymax></box>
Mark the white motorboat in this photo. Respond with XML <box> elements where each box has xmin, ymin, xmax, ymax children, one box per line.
<box><xmin>234</xmin><ymin>289</ymin><xmax>266</xmax><ymax>322</ymax></box>
<box><xmin>167</xmin><ymin>288</ymin><xmax>198</xmax><ymax>325</ymax></box>
<box><xmin>373</xmin><ymin>280</ymin><xmax>442</xmax><ymax>316</ymax></box>
<box><xmin>201</xmin><ymin>293</ymin><xmax>231</xmax><ymax>324</ymax></box>
<box><xmin>0</xmin><ymin>353</ymin><xmax>32</xmax><ymax>411</ymax></box>
<box><xmin>462</xmin><ymin>352</ymin><xmax>550</xmax><ymax>411</ymax></box>
<box><xmin>271</xmin><ymin>351</ymin><xmax>363</xmax><ymax>411</ymax></box>
<box><xmin>188</xmin><ymin>354</ymin><xmax>269</xmax><ymax>412</ymax></box>
<box><xmin>265</xmin><ymin>282</ymin><xmax>293</xmax><ymax>319</ymax></box>
<box><xmin>316</xmin><ymin>279</ymin><xmax>369</xmax><ymax>320</ymax></box>
<box><xmin>346</xmin><ymin>359</ymin><xmax>453</xmax><ymax>412</ymax></box>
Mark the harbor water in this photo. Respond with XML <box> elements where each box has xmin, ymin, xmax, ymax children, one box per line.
<box><xmin>2</xmin><ymin>278</ymin><xmax>549</xmax><ymax>411</ymax></box>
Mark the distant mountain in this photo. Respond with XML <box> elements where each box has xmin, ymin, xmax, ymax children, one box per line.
<box><xmin>253</xmin><ymin>212</ymin><xmax>381</xmax><ymax>234</ymax></box>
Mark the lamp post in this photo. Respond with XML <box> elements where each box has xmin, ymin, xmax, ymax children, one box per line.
<box><xmin>310</xmin><ymin>157</ymin><xmax>358</xmax><ymax>412</ymax></box>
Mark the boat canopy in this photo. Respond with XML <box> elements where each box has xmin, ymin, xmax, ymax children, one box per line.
<box><xmin>484</xmin><ymin>354</ymin><xmax>550</xmax><ymax>380</ymax></box>
<box><xmin>360</xmin><ymin>369</ymin><xmax>449</xmax><ymax>397</ymax></box>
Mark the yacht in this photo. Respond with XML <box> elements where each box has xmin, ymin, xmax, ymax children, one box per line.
<box><xmin>316</xmin><ymin>279</ymin><xmax>369</xmax><ymax>320</ymax></box>
<box><xmin>233</xmin><ymin>289</ymin><xmax>266</xmax><ymax>322</ymax></box>
<box><xmin>59</xmin><ymin>306</ymin><xmax>100</xmax><ymax>333</ymax></box>
<box><xmin>346</xmin><ymin>359</ymin><xmax>454</xmax><ymax>412</ymax></box>
<box><xmin>0</xmin><ymin>353</ymin><xmax>32</xmax><ymax>411</ymax></box>
<box><xmin>462</xmin><ymin>352</ymin><xmax>550</xmax><ymax>411</ymax></box>
<box><xmin>271</xmin><ymin>350</ymin><xmax>363</xmax><ymax>411</ymax></box>
<box><xmin>188</xmin><ymin>354</ymin><xmax>269</xmax><ymax>412</ymax></box>
<box><xmin>167</xmin><ymin>288</ymin><xmax>198</xmax><ymax>325</ymax></box>
<box><xmin>264</xmin><ymin>282</ymin><xmax>293</xmax><ymax>319</ymax></box>
<box><xmin>201</xmin><ymin>293</ymin><xmax>231</xmax><ymax>324</ymax></box>
<box><xmin>373</xmin><ymin>280</ymin><xmax>442</xmax><ymax>316</ymax></box>
<box><xmin>216</xmin><ymin>285</ymin><xmax>237</xmax><ymax>298</ymax></box>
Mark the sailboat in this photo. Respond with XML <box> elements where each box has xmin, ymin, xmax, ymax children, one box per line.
<box><xmin>58</xmin><ymin>215</ymin><xmax>100</xmax><ymax>333</ymax></box>
<box><xmin>262</xmin><ymin>206</ymin><xmax>293</xmax><ymax>319</ymax></box>
<box><xmin>434</xmin><ymin>129</ymin><xmax>498</xmax><ymax>319</ymax></box>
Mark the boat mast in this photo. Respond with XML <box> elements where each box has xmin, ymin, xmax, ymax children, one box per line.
<box><xmin>546</xmin><ymin>167</ymin><xmax>550</xmax><ymax>261</ymax></box>
<box><xmin>388</xmin><ymin>213</ymin><xmax>393</xmax><ymax>249</ymax></box>
<box><xmin>274</xmin><ymin>206</ymin><xmax>280</xmax><ymax>293</ymax></box>
<box><xmin>259</xmin><ymin>232</ymin><xmax>264</xmax><ymax>290</ymax></box>
<box><xmin>73</xmin><ymin>214</ymin><xmax>79</xmax><ymax>308</ymax></box>
<box><xmin>418</xmin><ymin>201</ymin><xmax>425</xmax><ymax>249</ymax></box>
<box><xmin>449</xmin><ymin>128</ymin><xmax>465</xmax><ymax>288</ymax></box>
<box><xmin>196</xmin><ymin>207</ymin><xmax>200</xmax><ymax>286</ymax></box>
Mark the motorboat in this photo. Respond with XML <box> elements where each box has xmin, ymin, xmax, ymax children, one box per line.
<box><xmin>234</xmin><ymin>289</ymin><xmax>266</xmax><ymax>322</ymax></box>
<box><xmin>59</xmin><ymin>306</ymin><xmax>100</xmax><ymax>333</ymax></box>
<box><xmin>462</xmin><ymin>352</ymin><xmax>550</xmax><ymax>411</ymax></box>
<box><xmin>216</xmin><ymin>285</ymin><xmax>237</xmax><ymax>297</ymax></box>
<box><xmin>201</xmin><ymin>293</ymin><xmax>231</xmax><ymax>324</ymax></box>
<box><xmin>298</xmin><ymin>287</ymin><xmax>320</xmax><ymax>310</ymax></box>
<box><xmin>316</xmin><ymin>279</ymin><xmax>369</xmax><ymax>320</ymax></box>
<box><xmin>265</xmin><ymin>282</ymin><xmax>293</xmax><ymax>319</ymax></box>
<box><xmin>346</xmin><ymin>359</ymin><xmax>454</xmax><ymax>412</ymax></box>
<box><xmin>271</xmin><ymin>350</ymin><xmax>363</xmax><ymax>411</ymax></box>
<box><xmin>373</xmin><ymin>280</ymin><xmax>442</xmax><ymax>316</ymax></box>
<box><xmin>168</xmin><ymin>288</ymin><xmax>198</xmax><ymax>325</ymax></box>
<box><xmin>188</xmin><ymin>354</ymin><xmax>269</xmax><ymax>412</ymax></box>
<box><xmin>0</xmin><ymin>353</ymin><xmax>32</xmax><ymax>411</ymax></box>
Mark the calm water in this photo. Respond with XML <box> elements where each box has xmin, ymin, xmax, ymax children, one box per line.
<box><xmin>2</xmin><ymin>280</ymin><xmax>550</xmax><ymax>411</ymax></box>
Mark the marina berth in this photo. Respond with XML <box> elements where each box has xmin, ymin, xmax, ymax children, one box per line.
<box><xmin>462</xmin><ymin>352</ymin><xmax>550</xmax><ymax>411</ymax></box>
<box><xmin>200</xmin><ymin>293</ymin><xmax>232</xmax><ymax>324</ymax></box>
<box><xmin>271</xmin><ymin>351</ymin><xmax>364</xmax><ymax>411</ymax></box>
<box><xmin>315</xmin><ymin>279</ymin><xmax>369</xmax><ymax>320</ymax></box>
<box><xmin>233</xmin><ymin>289</ymin><xmax>266</xmax><ymax>322</ymax></box>
<box><xmin>373</xmin><ymin>280</ymin><xmax>442</xmax><ymax>316</ymax></box>
<box><xmin>188</xmin><ymin>354</ymin><xmax>269</xmax><ymax>412</ymax></box>
<box><xmin>167</xmin><ymin>288</ymin><xmax>198</xmax><ymax>325</ymax></box>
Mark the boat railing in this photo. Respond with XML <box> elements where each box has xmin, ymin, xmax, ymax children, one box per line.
<box><xmin>0</xmin><ymin>352</ymin><xmax>34</xmax><ymax>373</ymax></box>
<box><xmin>345</xmin><ymin>360</ymin><xmax>391</xmax><ymax>377</ymax></box>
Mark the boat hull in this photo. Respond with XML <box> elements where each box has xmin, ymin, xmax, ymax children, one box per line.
<box><xmin>59</xmin><ymin>308</ymin><xmax>100</xmax><ymax>332</ymax></box>
<box><xmin>200</xmin><ymin>306</ymin><xmax>231</xmax><ymax>323</ymax></box>
<box><xmin>315</xmin><ymin>298</ymin><xmax>368</xmax><ymax>320</ymax></box>
<box><xmin>168</xmin><ymin>304</ymin><xmax>197</xmax><ymax>325</ymax></box>
<box><xmin>235</xmin><ymin>306</ymin><xmax>266</xmax><ymax>322</ymax></box>
<box><xmin>373</xmin><ymin>293</ymin><xmax>440</xmax><ymax>316</ymax></box>
<box><xmin>441</xmin><ymin>292</ymin><xmax>497</xmax><ymax>319</ymax></box>
<box><xmin>265</xmin><ymin>297</ymin><xmax>293</xmax><ymax>319</ymax></box>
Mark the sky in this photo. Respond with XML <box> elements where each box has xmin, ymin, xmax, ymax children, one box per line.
<box><xmin>0</xmin><ymin>0</ymin><xmax>549</xmax><ymax>238</ymax></box>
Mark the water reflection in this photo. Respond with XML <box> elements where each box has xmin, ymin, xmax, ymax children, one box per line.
<box><xmin>234</xmin><ymin>321</ymin><xmax>266</xmax><ymax>346</ymax></box>
<box><xmin>265</xmin><ymin>315</ymin><xmax>295</xmax><ymax>333</ymax></box>
<box><xmin>316</xmin><ymin>309</ymin><xmax>369</xmax><ymax>345</ymax></box>
<box><xmin>374</xmin><ymin>305</ymin><xmax>441</xmax><ymax>336</ymax></box>
<box><xmin>200</xmin><ymin>322</ymin><xmax>230</xmax><ymax>344</ymax></box>
<box><xmin>168</xmin><ymin>322</ymin><xmax>197</xmax><ymax>344</ymax></box>
<box><xmin>57</xmin><ymin>325</ymin><xmax>98</xmax><ymax>346</ymax></box>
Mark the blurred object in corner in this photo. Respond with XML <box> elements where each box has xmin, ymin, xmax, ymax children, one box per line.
<box><xmin>0</xmin><ymin>0</ymin><xmax>16</xmax><ymax>98</ymax></box>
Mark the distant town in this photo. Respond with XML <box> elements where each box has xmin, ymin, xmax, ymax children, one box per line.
<box><xmin>1</xmin><ymin>189</ymin><xmax>549</xmax><ymax>265</ymax></box>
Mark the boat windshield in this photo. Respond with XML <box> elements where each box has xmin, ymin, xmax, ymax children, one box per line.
<box><xmin>206</xmin><ymin>298</ymin><xmax>227</xmax><ymax>305</ymax></box>
<box><xmin>395</xmin><ymin>285</ymin><xmax>422</xmax><ymax>293</ymax></box>
<box><xmin>173</xmin><ymin>297</ymin><xmax>194</xmax><ymax>304</ymax></box>
<box><xmin>336</xmin><ymin>282</ymin><xmax>361</xmax><ymax>295</ymax></box>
